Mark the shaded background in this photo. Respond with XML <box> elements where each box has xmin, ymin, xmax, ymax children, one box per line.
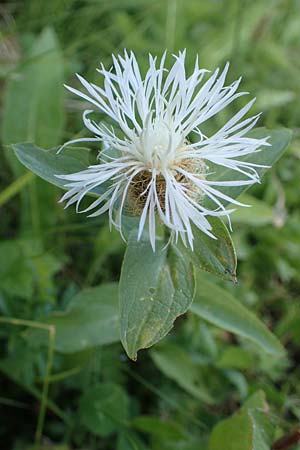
<box><xmin>0</xmin><ymin>0</ymin><xmax>300</xmax><ymax>449</ymax></box>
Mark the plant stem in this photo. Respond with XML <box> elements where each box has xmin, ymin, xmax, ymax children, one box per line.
<box><xmin>34</xmin><ymin>325</ymin><xmax>55</xmax><ymax>444</ymax></box>
<box><xmin>0</xmin><ymin>171</ymin><xmax>34</xmax><ymax>207</ymax></box>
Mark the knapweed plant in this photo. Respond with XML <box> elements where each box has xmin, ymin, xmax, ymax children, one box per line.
<box><xmin>13</xmin><ymin>51</ymin><xmax>291</xmax><ymax>360</ymax></box>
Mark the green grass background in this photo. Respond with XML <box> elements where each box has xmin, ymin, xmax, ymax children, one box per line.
<box><xmin>1</xmin><ymin>1</ymin><xmax>300</xmax><ymax>449</ymax></box>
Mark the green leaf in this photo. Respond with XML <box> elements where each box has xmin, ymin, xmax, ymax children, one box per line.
<box><xmin>119</xmin><ymin>235</ymin><xmax>195</xmax><ymax>360</ymax></box>
<box><xmin>203</xmin><ymin>128</ymin><xmax>292</xmax><ymax>208</ymax></box>
<box><xmin>29</xmin><ymin>283</ymin><xmax>120</xmax><ymax>353</ymax></box>
<box><xmin>209</xmin><ymin>391</ymin><xmax>274</xmax><ymax>450</ymax></box>
<box><xmin>151</xmin><ymin>343</ymin><xmax>213</xmax><ymax>404</ymax></box>
<box><xmin>217</xmin><ymin>346</ymin><xmax>254</xmax><ymax>370</ymax></box>
<box><xmin>79</xmin><ymin>382</ymin><xmax>129</xmax><ymax>437</ymax></box>
<box><xmin>12</xmin><ymin>143</ymin><xmax>93</xmax><ymax>190</ymax></box>
<box><xmin>243</xmin><ymin>390</ymin><xmax>267</xmax><ymax>409</ymax></box>
<box><xmin>132</xmin><ymin>416</ymin><xmax>186</xmax><ymax>441</ymax></box>
<box><xmin>12</xmin><ymin>142</ymin><xmax>106</xmax><ymax>197</ymax></box>
<box><xmin>2</xmin><ymin>27</ymin><xmax>65</xmax><ymax>171</ymax></box>
<box><xmin>190</xmin><ymin>272</ymin><xmax>285</xmax><ymax>357</ymax></box>
<box><xmin>231</xmin><ymin>194</ymin><xmax>274</xmax><ymax>226</ymax></box>
<box><xmin>181</xmin><ymin>217</ymin><xmax>237</xmax><ymax>282</ymax></box>
<box><xmin>211</xmin><ymin>409</ymin><xmax>254</xmax><ymax>450</ymax></box>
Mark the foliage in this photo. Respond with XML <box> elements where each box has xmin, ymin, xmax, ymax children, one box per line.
<box><xmin>1</xmin><ymin>1</ymin><xmax>300</xmax><ymax>449</ymax></box>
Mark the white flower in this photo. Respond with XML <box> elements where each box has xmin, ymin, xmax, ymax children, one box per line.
<box><xmin>58</xmin><ymin>50</ymin><xmax>269</xmax><ymax>250</ymax></box>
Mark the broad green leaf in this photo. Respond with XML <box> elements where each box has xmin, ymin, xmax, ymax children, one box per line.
<box><xmin>231</xmin><ymin>194</ymin><xmax>274</xmax><ymax>226</ymax></box>
<box><xmin>151</xmin><ymin>343</ymin><xmax>213</xmax><ymax>404</ymax></box>
<box><xmin>203</xmin><ymin>128</ymin><xmax>291</xmax><ymax>208</ymax></box>
<box><xmin>120</xmin><ymin>235</ymin><xmax>195</xmax><ymax>360</ymax></box>
<box><xmin>181</xmin><ymin>217</ymin><xmax>237</xmax><ymax>282</ymax></box>
<box><xmin>12</xmin><ymin>143</ymin><xmax>90</xmax><ymax>189</ymax></box>
<box><xmin>2</xmin><ymin>27</ymin><xmax>65</xmax><ymax>171</ymax></box>
<box><xmin>190</xmin><ymin>272</ymin><xmax>285</xmax><ymax>356</ymax></box>
<box><xmin>79</xmin><ymin>382</ymin><xmax>129</xmax><ymax>437</ymax></box>
<box><xmin>28</xmin><ymin>283</ymin><xmax>120</xmax><ymax>353</ymax></box>
<box><xmin>12</xmin><ymin>142</ymin><xmax>104</xmax><ymax>194</ymax></box>
<box><xmin>209</xmin><ymin>391</ymin><xmax>274</xmax><ymax>450</ymax></box>
<box><xmin>210</xmin><ymin>408</ymin><xmax>253</xmax><ymax>450</ymax></box>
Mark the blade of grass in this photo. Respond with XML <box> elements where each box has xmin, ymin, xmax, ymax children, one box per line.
<box><xmin>0</xmin><ymin>171</ymin><xmax>34</xmax><ymax>207</ymax></box>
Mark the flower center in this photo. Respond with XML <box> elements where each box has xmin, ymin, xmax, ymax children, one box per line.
<box><xmin>135</xmin><ymin>119</ymin><xmax>183</xmax><ymax>170</ymax></box>
<box><xmin>127</xmin><ymin>158</ymin><xmax>206</xmax><ymax>215</ymax></box>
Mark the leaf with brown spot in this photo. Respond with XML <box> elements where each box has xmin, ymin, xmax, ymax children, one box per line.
<box><xmin>119</xmin><ymin>233</ymin><xmax>195</xmax><ymax>360</ymax></box>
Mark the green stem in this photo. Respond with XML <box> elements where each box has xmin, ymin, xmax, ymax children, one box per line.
<box><xmin>0</xmin><ymin>171</ymin><xmax>34</xmax><ymax>207</ymax></box>
<box><xmin>165</xmin><ymin>0</ymin><xmax>177</xmax><ymax>51</ymax></box>
<box><xmin>29</xmin><ymin>177</ymin><xmax>41</xmax><ymax>238</ymax></box>
<box><xmin>35</xmin><ymin>325</ymin><xmax>56</xmax><ymax>444</ymax></box>
<box><xmin>36</xmin><ymin>365</ymin><xmax>82</xmax><ymax>384</ymax></box>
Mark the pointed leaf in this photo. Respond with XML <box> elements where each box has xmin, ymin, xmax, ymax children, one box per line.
<box><xmin>209</xmin><ymin>391</ymin><xmax>274</xmax><ymax>450</ymax></box>
<box><xmin>151</xmin><ymin>343</ymin><xmax>213</xmax><ymax>404</ymax></box>
<box><xmin>12</xmin><ymin>142</ymin><xmax>106</xmax><ymax>196</ymax></box>
<box><xmin>190</xmin><ymin>272</ymin><xmax>285</xmax><ymax>356</ymax></box>
<box><xmin>181</xmin><ymin>217</ymin><xmax>237</xmax><ymax>282</ymax></box>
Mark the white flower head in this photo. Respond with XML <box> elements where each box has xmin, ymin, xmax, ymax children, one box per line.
<box><xmin>58</xmin><ymin>50</ymin><xmax>269</xmax><ymax>250</ymax></box>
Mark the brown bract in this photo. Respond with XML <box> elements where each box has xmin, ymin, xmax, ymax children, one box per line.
<box><xmin>127</xmin><ymin>158</ymin><xmax>206</xmax><ymax>215</ymax></box>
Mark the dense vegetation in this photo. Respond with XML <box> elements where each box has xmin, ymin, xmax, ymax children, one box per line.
<box><xmin>0</xmin><ymin>1</ymin><xmax>300</xmax><ymax>449</ymax></box>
